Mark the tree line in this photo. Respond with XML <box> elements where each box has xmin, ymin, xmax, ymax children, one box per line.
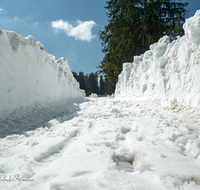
<box><xmin>98</xmin><ymin>0</ymin><xmax>189</xmax><ymax>94</ymax></box>
<box><xmin>72</xmin><ymin>72</ymin><xmax>106</xmax><ymax>96</ymax></box>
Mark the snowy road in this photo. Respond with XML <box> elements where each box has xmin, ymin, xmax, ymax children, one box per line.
<box><xmin>1</xmin><ymin>97</ymin><xmax>200</xmax><ymax>190</ymax></box>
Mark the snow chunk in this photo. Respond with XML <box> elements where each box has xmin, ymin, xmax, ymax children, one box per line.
<box><xmin>36</xmin><ymin>41</ymin><xmax>44</xmax><ymax>50</ymax></box>
<box><xmin>25</xmin><ymin>35</ymin><xmax>35</xmax><ymax>43</ymax></box>
<box><xmin>90</xmin><ymin>93</ymin><xmax>98</xmax><ymax>98</ymax></box>
<box><xmin>110</xmin><ymin>108</ymin><xmax>120</xmax><ymax>113</ymax></box>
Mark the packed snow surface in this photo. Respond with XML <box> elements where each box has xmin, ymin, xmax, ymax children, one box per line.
<box><xmin>1</xmin><ymin>96</ymin><xmax>200</xmax><ymax>190</ymax></box>
<box><xmin>115</xmin><ymin>10</ymin><xmax>200</xmax><ymax>108</ymax></box>
<box><xmin>0</xmin><ymin>29</ymin><xmax>83</xmax><ymax>120</ymax></box>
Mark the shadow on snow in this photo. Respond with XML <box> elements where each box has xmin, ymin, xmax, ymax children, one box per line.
<box><xmin>0</xmin><ymin>98</ymin><xmax>87</xmax><ymax>138</ymax></box>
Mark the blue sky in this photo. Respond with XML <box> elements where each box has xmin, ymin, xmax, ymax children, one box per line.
<box><xmin>0</xmin><ymin>0</ymin><xmax>199</xmax><ymax>74</ymax></box>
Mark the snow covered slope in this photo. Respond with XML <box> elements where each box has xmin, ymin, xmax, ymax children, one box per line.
<box><xmin>115</xmin><ymin>10</ymin><xmax>200</xmax><ymax>108</ymax></box>
<box><xmin>0</xmin><ymin>29</ymin><xmax>83</xmax><ymax>119</ymax></box>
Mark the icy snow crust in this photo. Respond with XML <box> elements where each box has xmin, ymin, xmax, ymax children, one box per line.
<box><xmin>115</xmin><ymin>10</ymin><xmax>200</xmax><ymax>108</ymax></box>
<box><xmin>0</xmin><ymin>29</ymin><xmax>83</xmax><ymax>120</ymax></box>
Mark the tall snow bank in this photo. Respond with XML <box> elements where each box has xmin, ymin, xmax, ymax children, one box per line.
<box><xmin>0</xmin><ymin>29</ymin><xmax>83</xmax><ymax>119</ymax></box>
<box><xmin>115</xmin><ymin>10</ymin><xmax>200</xmax><ymax>108</ymax></box>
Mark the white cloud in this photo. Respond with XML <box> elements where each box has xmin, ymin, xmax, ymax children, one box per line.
<box><xmin>52</xmin><ymin>19</ymin><xmax>96</xmax><ymax>42</ymax></box>
<box><xmin>0</xmin><ymin>8</ymin><xmax>7</xmax><ymax>14</ymax></box>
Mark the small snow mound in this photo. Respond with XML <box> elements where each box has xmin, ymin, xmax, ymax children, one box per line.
<box><xmin>90</xmin><ymin>93</ymin><xmax>98</xmax><ymax>98</ymax></box>
<box><xmin>120</xmin><ymin>126</ymin><xmax>131</xmax><ymax>134</ymax></box>
<box><xmin>110</xmin><ymin>108</ymin><xmax>120</xmax><ymax>113</ymax></box>
<box><xmin>20</xmin><ymin>165</ymin><xmax>34</xmax><ymax>178</ymax></box>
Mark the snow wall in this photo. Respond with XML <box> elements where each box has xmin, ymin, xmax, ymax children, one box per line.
<box><xmin>0</xmin><ymin>29</ymin><xmax>84</xmax><ymax>119</ymax></box>
<box><xmin>115</xmin><ymin>10</ymin><xmax>200</xmax><ymax>108</ymax></box>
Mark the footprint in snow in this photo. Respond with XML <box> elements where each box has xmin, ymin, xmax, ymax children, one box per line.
<box><xmin>111</xmin><ymin>150</ymin><xmax>139</xmax><ymax>172</ymax></box>
<box><xmin>112</xmin><ymin>148</ymin><xmax>151</xmax><ymax>173</ymax></box>
<box><xmin>116</xmin><ymin>126</ymin><xmax>131</xmax><ymax>141</ymax></box>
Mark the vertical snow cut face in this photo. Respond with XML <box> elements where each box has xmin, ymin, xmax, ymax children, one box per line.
<box><xmin>115</xmin><ymin>10</ymin><xmax>200</xmax><ymax>108</ymax></box>
<box><xmin>0</xmin><ymin>29</ymin><xmax>83</xmax><ymax>119</ymax></box>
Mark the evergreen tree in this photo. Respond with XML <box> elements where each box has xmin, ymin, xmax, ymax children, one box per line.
<box><xmin>98</xmin><ymin>0</ymin><xmax>188</xmax><ymax>93</ymax></box>
<box><xmin>72</xmin><ymin>72</ymin><xmax>79</xmax><ymax>82</ymax></box>
<box><xmin>87</xmin><ymin>73</ymin><xmax>99</xmax><ymax>96</ymax></box>
<box><xmin>72</xmin><ymin>71</ymin><xmax>88</xmax><ymax>94</ymax></box>
<box><xmin>78</xmin><ymin>72</ymin><xmax>87</xmax><ymax>91</ymax></box>
<box><xmin>99</xmin><ymin>75</ymin><xmax>106</xmax><ymax>95</ymax></box>
<box><xmin>105</xmin><ymin>75</ymin><xmax>115</xmax><ymax>95</ymax></box>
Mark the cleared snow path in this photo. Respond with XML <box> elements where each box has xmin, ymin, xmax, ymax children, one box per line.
<box><xmin>1</xmin><ymin>97</ymin><xmax>200</xmax><ymax>190</ymax></box>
